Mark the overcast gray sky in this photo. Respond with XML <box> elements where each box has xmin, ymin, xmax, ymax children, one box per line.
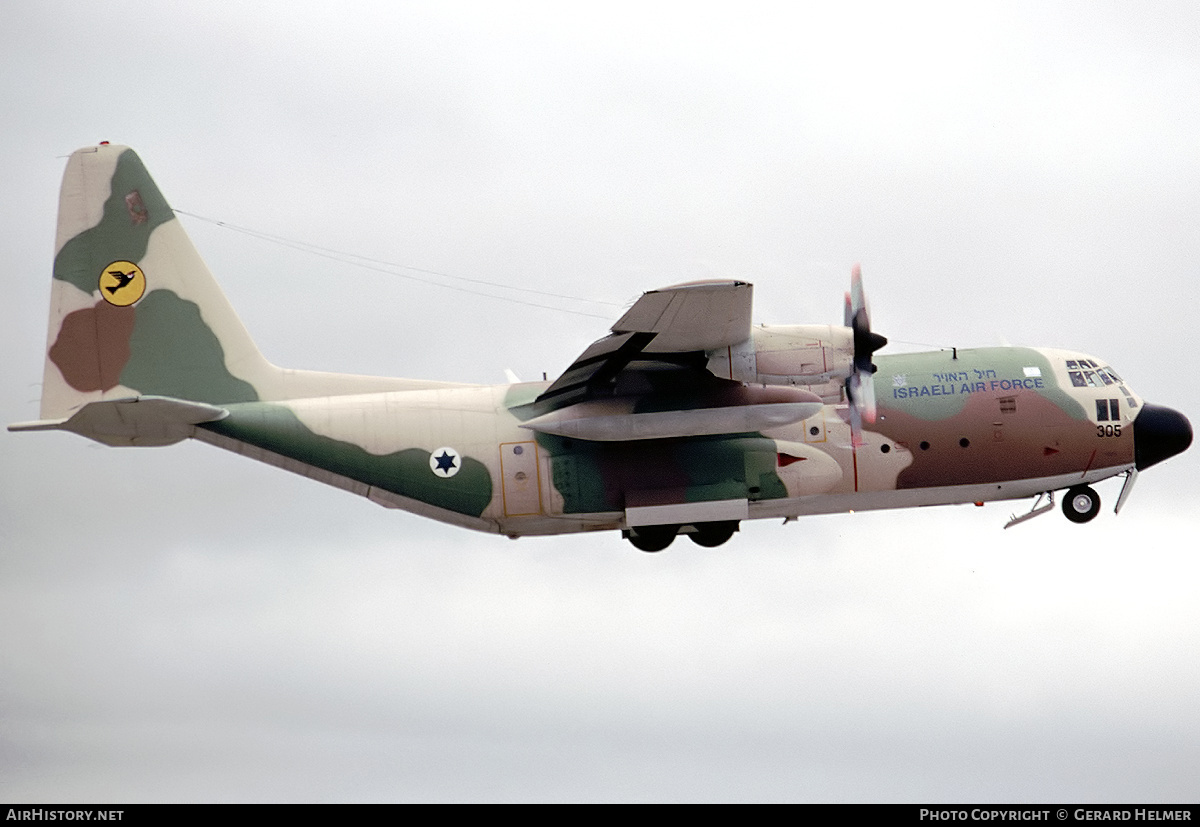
<box><xmin>2</xmin><ymin>0</ymin><xmax>1198</xmax><ymax>803</ymax></box>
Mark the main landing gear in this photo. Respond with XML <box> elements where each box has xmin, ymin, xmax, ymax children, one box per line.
<box><xmin>626</xmin><ymin>524</ymin><xmax>679</xmax><ymax>552</ymax></box>
<box><xmin>625</xmin><ymin>520</ymin><xmax>741</xmax><ymax>552</ymax></box>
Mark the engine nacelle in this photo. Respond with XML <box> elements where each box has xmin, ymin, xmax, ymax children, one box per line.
<box><xmin>706</xmin><ymin>325</ymin><xmax>854</xmax><ymax>403</ymax></box>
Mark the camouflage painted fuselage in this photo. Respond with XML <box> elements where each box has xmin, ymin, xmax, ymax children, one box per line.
<box><xmin>185</xmin><ymin>342</ymin><xmax>1136</xmax><ymax>537</ymax></box>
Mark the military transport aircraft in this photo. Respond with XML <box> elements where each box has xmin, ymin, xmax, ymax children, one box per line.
<box><xmin>10</xmin><ymin>144</ymin><xmax>1193</xmax><ymax>550</ymax></box>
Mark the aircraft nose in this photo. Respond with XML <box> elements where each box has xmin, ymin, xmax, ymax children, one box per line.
<box><xmin>1134</xmin><ymin>403</ymin><xmax>1193</xmax><ymax>470</ymax></box>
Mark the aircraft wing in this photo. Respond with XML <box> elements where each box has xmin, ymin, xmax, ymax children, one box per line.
<box><xmin>535</xmin><ymin>280</ymin><xmax>754</xmax><ymax>408</ymax></box>
<box><xmin>609</xmin><ymin>279</ymin><xmax>754</xmax><ymax>353</ymax></box>
<box><xmin>520</xmin><ymin>280</ymin><xmax>823</xmax><ymax>441</ymax></box>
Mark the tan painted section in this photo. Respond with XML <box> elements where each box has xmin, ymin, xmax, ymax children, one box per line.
<box><xmin>284</xmin><ymin>384</ymin><xmax>507</xmax><ymax>458</ymax></box>
<box><xmin>852</xmin><ymin>428</ymin><xmax>916</xmax><ymax>493</ymax></box>
<box><xmin>772</xmin><ymin>439</ymin><xmax>844</xmax><ymax>495</ymax></box>
<box><xmin>52</xmin><ymin>146</ymin><xmax>118</xmax><ymax>259</ymax></box>
<box><xmin>708</xmin><ymin>324</ymin><xmax>853</xmax><ymax>404</ymax></box>
<box><xmin>768</xmin><ymin>406</ymin><xmax>915</xmax><ymax>496</ymax></box>
<box><xmin>500</xmin><ymin>441</ymin><xmax>542</xmax><ymax>516</ymax></box>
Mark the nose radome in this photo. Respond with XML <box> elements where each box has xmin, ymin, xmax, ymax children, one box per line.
<box><xmin>1134</xmin><ymin>403</ymin><xmax>1193</xmax><ymax>470</ymax></box>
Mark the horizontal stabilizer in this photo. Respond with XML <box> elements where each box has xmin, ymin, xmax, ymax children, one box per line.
<box><xmin>9</xmin><ymin>395</ymin><xmax>228</xmax><ymax>447</ymax></box>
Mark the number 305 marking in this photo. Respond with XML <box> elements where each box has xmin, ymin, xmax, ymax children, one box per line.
<box><xmin>1096</xmin><ymin>424</ymin><xmax>1122</xmax><ymax>438</ymax></box>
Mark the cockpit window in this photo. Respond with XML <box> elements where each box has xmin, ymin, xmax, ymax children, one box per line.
<box><xmin>1066</xmin><ymin>361</ymin><xmax>1123</xmax><ymax>390</ymax></box>
<box><xmin>1119</xmin><ymin>385</ymin><xmax>1138</xmax><ymax>409</ymax></box>
<box><xmin>1064</xmin><ymin>359</ymin><xmax>1137</xmax><ymax>409</ymax></box>
<box><xmin>1069</xmin><ymin>367</ymin><xmax>1101</xmax><ymax>387</ymax></box>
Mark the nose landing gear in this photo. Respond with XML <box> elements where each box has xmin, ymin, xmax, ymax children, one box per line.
<box><xmin>1006</xmin><ymin>482</ymin><xmax>1109</xmax><ymax>529</ymax></box>
<box><xmin>1062</xmin><ymin>485</ymin><xmax>1101</xmax><ymax>524</ymax></box>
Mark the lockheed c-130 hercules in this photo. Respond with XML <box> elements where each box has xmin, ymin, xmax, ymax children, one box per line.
<box><xmin>10</xmin><ymin>144</ymin><xmax>1193</xmax><ymax>551</ymax></box>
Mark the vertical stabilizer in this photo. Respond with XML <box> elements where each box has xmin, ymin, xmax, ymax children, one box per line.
<box><xmin>42</xmin><ymin>144</ymin><xmax>270</xmax><ymax>419</ymax></box>
<box><xmin>31</xmin><ymin>144</ymin><xmax>473</xmax><ymax>428</ymax></box>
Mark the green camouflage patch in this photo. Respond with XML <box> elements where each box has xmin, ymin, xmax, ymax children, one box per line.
<box><xmin>879</xmin><ymin>347</ymin><xmax>1086</xmax><ymax>421</ymax></box>
<box><xmin>53</xmin><ymin>149</ymin><xmax>175</xmax><ymax>294</ymax></box>
<box><xmin>537</xmin><ymin>432</ymin><xmax>786</xmax><ymax>513</ymax></box>
<box><xmin>201</xmin><ymin>404</ymin><xmax>493</xmax><ymax>517</ymax></box>
<box><xmin>121</xmin><ymin>290</ymin><xmax>258</xmax><ymax>404</ymax></box>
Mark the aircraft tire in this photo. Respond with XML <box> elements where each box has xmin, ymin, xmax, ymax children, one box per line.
<box><xmin>688</xmin><ymin>521</ymin><xmax>739</xmax><ymax>548</ymax></box>
<box><xmin>628</xmin><ymin>525</ymin><xmax>679</xmax><ymax>553</ymax></box>
<box><xmin>1062</xmin><ymin>485</ymin><xmax>1101</xmax><ymax>524</ymax></box>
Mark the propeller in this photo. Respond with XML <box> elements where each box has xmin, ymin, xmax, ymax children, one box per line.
<box><xmin>843</xmin><ymin>264</ymin><xmax>888</xmax><ymax>445</ymax></box>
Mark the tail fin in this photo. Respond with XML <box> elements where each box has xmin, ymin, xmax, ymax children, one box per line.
<box><xmin>31</xmin><ymin>144</ymin><xmax>469</xmax><ymax>429</ymax></box>
<box><xmin>40</xmin><ymin>144</ymin><xmax>274</xmax><ymax>420</ymax></box>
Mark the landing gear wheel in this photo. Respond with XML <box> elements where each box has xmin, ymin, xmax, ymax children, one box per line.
<box><xmin>1062</xmin><ymin>485</ymin><xmax>1101</xmax><ymax>524</ymax></box>
<box><xmin>627</xmin><ymin>525</ymin><xmax>679</xmax><ymax>552</ymax></box>
<box><xmin>688</xmin><ymin>521</ymin><xmax>739</xmax><ymax>548</ymax></box>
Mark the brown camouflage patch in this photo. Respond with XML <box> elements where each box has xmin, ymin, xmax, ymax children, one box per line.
<box><xmin>48</xmin><ymin>301</ymin><xmax>136</xmax><ymax>391</ymax></box>
<box><xmin>124</xmin><ymin>190</ymin><xmax>148</xmax><ymax>225</ymax></box>
<box><xmin>880</xmin><ymin>388</ymin><xmax>1132</xmax><ymax>488</ymax></box>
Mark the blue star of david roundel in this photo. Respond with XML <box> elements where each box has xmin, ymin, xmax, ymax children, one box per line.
<box><xmin>429</xmin><ymin>446</ymin><xmax>461</xmax><ymax>478</ymax></box>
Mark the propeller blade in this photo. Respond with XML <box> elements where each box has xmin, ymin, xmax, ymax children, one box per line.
<box><xmin>846</xmin><ymin>373</ymin><xmax>865</xmax><ymax>446</ymax></box>
<box><xmin>858</xmin><ymin>370</ymin><xmax>877</xmax><ymax>424</ymax></box>
<box><xmin>843</xmin><ymin>264</ymin><xmax>885</xmax><ymax>443</ymax></box>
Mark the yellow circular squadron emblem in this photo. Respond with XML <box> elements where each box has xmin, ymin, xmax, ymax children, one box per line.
<box><xmin>98</xmin><ymin>260</ymin><xmax>146</xmax><ymax>306</ymax></box>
